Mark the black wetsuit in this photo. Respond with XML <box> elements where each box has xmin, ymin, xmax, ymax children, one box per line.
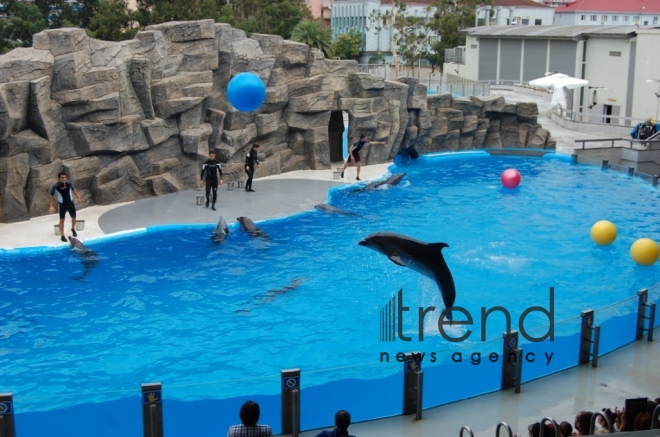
<box><xmin>348</xmin><ymin>139</ymin><xmax>369</xmax><ymax>163</ymax></box>
<box><xmin>245</xmin><ymin>148</ymin><xmax>259</xmax><ymax>192</ymax></box>
<box><xmin>201</xmin><ymin>159</ymin><xmax>223</xmax><ymax>206</ymax></box>
<box><xmin>50</xmin><ymin>181</ymin><xmax>77</xmax><ymax>219</ymax></box>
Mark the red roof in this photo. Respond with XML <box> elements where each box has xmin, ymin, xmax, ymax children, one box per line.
<box><xmin>556</xmin><ymin>0</ymin><xmax>660</xmax><ymax>14</ymax></box>
<box><xmin>494</xmin><ymin>0</ymin><xmax>553</xmax><ymax>8</ymax></box>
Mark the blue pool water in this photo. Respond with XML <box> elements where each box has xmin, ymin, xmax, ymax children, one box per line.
<box><xmin>1</xmin><ymin>152</ymin><xmax>660</xmax><ymax>436</ymax></box>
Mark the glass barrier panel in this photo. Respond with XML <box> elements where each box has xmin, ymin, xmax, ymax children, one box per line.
<box><xmin>594</xmin><ymin>296</ymin><xmax>638</xmax><ymax>356</ymax></box>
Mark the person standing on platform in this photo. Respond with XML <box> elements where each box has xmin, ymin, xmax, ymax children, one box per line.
<box><xmin>200</xmin><ymin>150</ymin><xmax>223</xmax><ymax>211</ymax></box>
<box><xmin>245</xmin><ymin>143</ymin><xmax>260</xmax><ymax>192</ymax></box>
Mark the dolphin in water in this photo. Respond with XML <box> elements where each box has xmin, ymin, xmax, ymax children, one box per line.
<box><xmin>68</xmin><ymin>236</ymin><xmax>99</xmax><ymax>281</ymax></box>
<box><xmin>237</xmin><ymin>277</ymin><xmax>308</xmax><ymax>314</ymax></box>
<box><xmin>362</xmin><ymin>173</ymin><xmax>407</xmax><ymax>191</ymax></box>
<box><xmin>314</xmin><ymin>203</ymin><xmax>360</xmax><ymax>217</ymax></box>
<box><xmin>237</xmin><ymin>216</ymin><xmax>269</xmax><ymax>240</ymax></box>
<box><xmin>358</xmin><ymin>232</ymin><xmax>456</xmax><ymax>321</ymax></box>
<box><xmin>211</xmin><ymin>216</ymin><xmax>229</xmax><ymax>244</ymax></box>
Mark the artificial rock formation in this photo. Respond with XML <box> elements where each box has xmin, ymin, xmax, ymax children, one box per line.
<box><xmin>0</xmin><ymin>20</ymin><xmax>555</xmax><ymax>223</ymax></box>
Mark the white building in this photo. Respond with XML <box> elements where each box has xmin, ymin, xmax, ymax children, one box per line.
<box><xmin>476</xmin><ymin>0</ymin><xmax>555</xmax><ymax>27</ymax></box>
<box><xmin>447</xmin><ymin>25</ymin><xmax>660</xmax><ymax>125</ymax></box>
<box><xmin>554</xmin><ymin>0</ymin><xmax>660</xmax><ymax>26</ymax></box>
<box><xmin>331</xmin><ymin>0</ymin><xmax>438</xmax><ymax>64</ymax></box>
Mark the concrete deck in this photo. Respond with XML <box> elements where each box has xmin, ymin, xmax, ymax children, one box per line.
<box><xmin>1</xmin><ymin>89</ymin><xmax>658</xmax><ymax>437</ymax></box>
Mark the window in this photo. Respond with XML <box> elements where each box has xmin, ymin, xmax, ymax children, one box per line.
<box><xmin>602</xmin><ymin>15</ymin><xmax>608</xmax><ymax>22</ymax></box>
<box><xmin>624</xmin><ymin>16</ymin><xmax>629</xmax><ymax>22</ymax></box>
<box><xmin>633</xmin><ymin>15</ymin><xmax>639</xmax><ymax>22</ymax></box>
<box><xmin>609</xmin><ymin>51</ymin><xmax>621</xmax><ymax>57</ymax></box>
<box><xmin>470</xmin><ymin>44</ymin><xmax>477</xmax><ymax>48</ymax></box>
<box><xmin>612</xmin><ymin>15</ymin><xmax>618</xmax><ymax>22</ymax></box>
<box><xmin>581</xmin><ymin>14</ymin><xmax>586</xmax><ymax>21</ymax></box>
<box><xmin>535</xmin><ymin>19</ymin><xmax>542</xmax><ymax>25</ymax></box>
<box><xmin>590</xmin><ymin>15</ymin><xmax>597</xmax><ymax>21</ymax></box>
<box><xmin>655</xmin><ymin>17</ymin><xmax>659</xmax><ymax>23</ymax></box>
<box><xmin>522</xmin><ymin>18</ymin><xmax>529</xmax><ymax>25</ymax></box>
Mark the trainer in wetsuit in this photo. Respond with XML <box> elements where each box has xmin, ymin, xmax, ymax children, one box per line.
<box><xmin>340</xmin><ymin>134</ymin><xmax>386</xmax><ymax>181</ymax></box>
<box><xmin>200</xmin><ymin>150</ymin><xmax>224</xmax><ymax>211</ymax></box>
<box><xmin>48</xmin><ymin>171</ymin><xmax>82</xmax><ymax>243</ymax></box>
<box><xmin>244</xmin><ymin>143</ymin><xmax>260</xmax><ymax>192</ymax></box>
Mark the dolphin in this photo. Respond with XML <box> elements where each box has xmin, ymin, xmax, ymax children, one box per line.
<box><xmin>211</xmin><ymin>216</ymin><xmax>229</xmax><ymax>244</ymax></box>
<box><xmin>237</xmin><ymin>277</ymin><xmax>308</xmax><ymax>314</ymax></box>
<box><xmin>358</xmin><ymin>232</ymin><xmax>456</xmax><ymax>320</ymax></box>
<box><xmin>362</xmin><ymin>173</ymin><xmax>407</xmax><ymax>191</ymax></box>
<box><xmin>68</xmin><ymin>236</ymin><xmax>99</xmax><ymax>281</ymax></box>
<box><xmin>314</xmin><ymin>203</ymin><xmax>360</xmax><ymax>217</ymax></box>
<box><xmin>237</xmin><ymin>216</ymin><xmax>269</xmax><ymax>240</ymax></box>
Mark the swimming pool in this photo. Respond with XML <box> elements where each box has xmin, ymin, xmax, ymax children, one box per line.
<box><xmin>1</xmin><ymin>151</ymin><xmax>659</xmax><ymax>436</ymax></box>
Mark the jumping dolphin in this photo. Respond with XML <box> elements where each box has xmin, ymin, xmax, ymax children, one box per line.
<box><xmin>314</xmin><ymin>203</ymin><xmax>360</xmax><ymax>217</ymax></box>
<box><xmin>68</xmin><ymin>236</ymin><xmax>99</xmax><ymax>281</ymax></box>
<box><xmin>358</xmin><ymin>232</ymin><xmax>456</xmax><ymax>320</ymax></box>
<box><xmin>212</xmin><ymin>216</ymin><xmax>229</xmax><ymax>244</ymax></box>
<box><xmin>362</xmin><ymin>173</ymin><xmax>407</xmax><ymax>191</ymax></box>
<box><xmin>237</xmin><ymin>216</ymin><xmax>269</xmax><ymax>240</ymax></box>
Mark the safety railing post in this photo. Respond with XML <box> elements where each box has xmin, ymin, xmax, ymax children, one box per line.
<box><xmin>649</xmin><ymin>303</ymin><xmax>656</xmax><ymax>342</ymax></box>
<box><xmin>0</xmin><ymin>393</ymin><xmax>15</xmax><ymax>437</ymax></box>
<box><xmin>501</xmin><ymin>331</ymin><xmax>521</xmax><ymax>392</ymax></box>
<box><xmin>281</xmin><ymin>369</ymin><xmax>301</xmax><ymax>436</ymax></box>
<box><xmin>592</xmin><ymin>325</ymin><xmax>601</xmax><ymax>368</ymax></box>
<box><xmin>579</xmin><ymin>309</ymin><xmax>594</xmax><ymax>365</ymax></box>
<box><xmin>602</xmin><ymin>159</ymin><xmax>609</xmax><ymax>170</ymax></box>
<box><xmin>403</xmin><ymin>352</ymin><xmax>423</xmax><ymax>419</ymax></box>
<box><xmin>141</xmin><ymin>383</ymin><xmax>163</xmax><ymax>437</ymax></box>
<box><xmin>637</xmin><ymin>289</ymin><xmax>649</xmax><ymax>340</ymax></box>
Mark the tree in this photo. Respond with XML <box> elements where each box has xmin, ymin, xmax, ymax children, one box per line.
<box><xmin>332</xmin><ymin>29</ymin><xmax>361</xmax><ymax>60</ymax></box>
<box><xmin>216</xmin><ymin>0</ymin><xmax>311</xmax><ymax>39</ymax></box>
<box><xmin>0</xmin><ymin>0</ymin><xmax>48</xmax><ymax>53</ymax></box>
<box><xmin>290</xmin><ymin>20</ymin><xmax>333</xmax><ymax>59</ymax></box>
<box><xmin>87</xmin><ymin>0</ymin><xmax>139</xmax><ymax>41</ymax></box>
<box><xmin>428</xmin><ymin>0</ymin><xmax>492</xmax><ymax>67</ymax></box>
<box><xmin>135</xmin><ymin>0</ymin><xmax>218</xmax><ymax>26</ymax></box>
<box><xmin>391</xmin><ymin>4</ymin><xmax>433</xmax><ymax>74</ymax></box>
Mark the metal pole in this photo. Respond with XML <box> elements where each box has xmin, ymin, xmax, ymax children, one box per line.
<box><xmin>292</xmin><ymin>389</ymin><xmax>300</xmax><ymax>437</ymax></box>
<box><xmin>649</xmin><ymin>303</ymin><xmax>656</xmax><ymax>342</ymax></box>
<box><xmin>592</xmin><ymin>325</ymin><xmax>600</xmax><ymax>368</ymax></box>
<box><xmin>416</xmin><ymin>370</ymin><xmax>423</xmax><ymax>420</ymax></box>
<box><xmin>514</xmin><ymin>348</ymin><xmax>522</xmax><ymax>394</ymax></box>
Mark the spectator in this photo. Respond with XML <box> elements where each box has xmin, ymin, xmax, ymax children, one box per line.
<box><xmin>558</xmin><ymin>421</ymin><xmax>573</xmax><ymax>437</ymax></box>
<box><xmin>630</xmin><ymin>118</ymin><xmax>658</xmax><ymax>140</ymax></box>
<box><xmin>596</xmin><ymin>408</ymin><xmax>615</xmax><ymax>433</ymax></box>
<box><xmin>227</xmin><ymin>401</ymin><xmax>272</xmax><ymax>437</ymax></box>
<box><xmin>574</xmin><ymin>411</ymin><xmax>593</xmax><ymax>436</ymax></box>
<box><xmin>315</xmin><ymin>410</ymin><xmax>355</xmax><ymax>437</ymax></box>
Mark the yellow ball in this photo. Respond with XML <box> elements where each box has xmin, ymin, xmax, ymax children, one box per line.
<box><xmin>590</xmin><ymin>220</ymin><xmax>617</xmax><ymax>246</ymax></box>
<box><xmin>630</xmin><ymin>238</ymin><xmax>660</xmax><ymax>266</ymax></box>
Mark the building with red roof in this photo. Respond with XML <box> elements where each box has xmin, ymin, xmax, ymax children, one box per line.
<box><xmin>476</xmin><ymin>0</ymin><xmax>555</xmax><ymax>26</ymax></box>
<box><xmin>555</xmin><ymin>0</ymin><xmax>660</xmax><ymax>26</ymax></box>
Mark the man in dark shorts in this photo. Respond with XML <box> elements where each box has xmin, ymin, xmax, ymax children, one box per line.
<box><xmin>200</xmin><ymin>150</ymin><xmax>223</xmax><ymax>211</ymax></box>
<box><xmin>245</xmin><ymin>143</ymin><xmax>260</xmax><ymax>192</ymax></box>
<box><xmin>49</xmin><ymin>171</ymin><xmax>82</xmax><ymax>243</ymax></box>
<box><xmin>340</xmin><ymin>134</ymin><xmax>386</xmax><ymax>181</ymax></box>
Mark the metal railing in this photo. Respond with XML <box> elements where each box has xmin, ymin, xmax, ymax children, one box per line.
<box><xmin>444</xmin><ymin>74</ymin><xmax>490</xmax><ymax>97</ymax></box>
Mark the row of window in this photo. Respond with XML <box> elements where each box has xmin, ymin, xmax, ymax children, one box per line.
<box><xmin>579</xmin><ymin>14</ymin><xmax>659</xmax><ymax>24</ymax></box>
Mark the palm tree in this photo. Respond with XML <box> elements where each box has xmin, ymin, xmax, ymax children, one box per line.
<box><xmin>290</xmin><ymin>20</ymin><xmax>334</xmax><ymax>59</ymax></box>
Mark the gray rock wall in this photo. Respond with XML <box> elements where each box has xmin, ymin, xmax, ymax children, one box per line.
<box><xmin>0</xmin><ymin>20</ymin><xmax>555</xmax><ymax>223</ymax></box>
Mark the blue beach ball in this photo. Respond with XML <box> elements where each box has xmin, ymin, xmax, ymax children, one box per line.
<box><xmin>226</xmin><ymin>72</ymin><xmax>266</xmax><ymax>112</ymax></box>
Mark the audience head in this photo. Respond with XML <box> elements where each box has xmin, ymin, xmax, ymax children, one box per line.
<box><xmin>575</xmin><ymin>411</ymin><xmax>593</xmax><ymax>435</ymax></box>
<box><xmin>598</xmin><ymin>409</ymin><xmax>615</xmax><ymax>430</ymax></box>
<box><xmin>633</xmin><ymin>411</ymin><xmax>651</xmax><ymax>431</ymax></box>
<box><xmin>335</xmin><ymin>410</ymin><xmax>351</xmax><ymax>431</ymax></box>
<box><xmin>529</xmin><ymin>422</ymin><xmax>553</xmax><ymax>437</ymax></box>
<box><xmin>558</xmin><ymin>421</ymin><xmax>573</xmax><ymax>437</ymax></box>
<box><xmin>239</xmin><ymin>401</ymin><xmax>261</xmax><ymax>426</ymax></box>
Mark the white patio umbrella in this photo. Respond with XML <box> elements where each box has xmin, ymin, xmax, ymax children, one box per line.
<box><xmin>529</xmin><ymin>73</ymin><xmax>589</xmax><ymax>109</ymax></box>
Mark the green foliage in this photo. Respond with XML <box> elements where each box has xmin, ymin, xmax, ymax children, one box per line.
<box><xmin>215</xmin><ymin>0</ymin><xmax>311</xmax><ymax>39</ymax></box>
<box><xmin>428</xmin><ymin>0</ymin><xmax>491</xmax><ymax>67</ymax></box>
<box><xmin>135</xmin><ymin>0</ymin><xmax>218</xmax><ymax>26</ymax></box>
<box><xmin>391</xmin><ymin>4</ymin><xmax>433</xmax><ymax>71</ymax></box>
<box><xmin>290</xmin><ymin>20</ymin><xmax>333</xmax><ymax>58</ymax></box>
<box><xmin>87</xmin><ymin>0</ymin><xmax>139</xmax><ymax>41</ymax></box>
<box><xmin>332</xmin><ymin>29</ymin><xmax>362</xmax><ymax>60</ymax></box>
<box><xmin>0</xmin><ymin>0</ymin><xmax>48</xmax><ymax>53</ymax></box>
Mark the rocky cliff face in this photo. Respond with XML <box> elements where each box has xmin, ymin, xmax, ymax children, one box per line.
<box><xmin>0</xmin><ymin>20</ymin><xmax>554</xmax><ymax>223</ymax></box>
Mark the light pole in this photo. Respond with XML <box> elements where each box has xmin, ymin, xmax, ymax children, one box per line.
<box><xmin>646</xmin><ymin>79</ymin><xmax>660</xmax><ymax>121</ymax></box>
